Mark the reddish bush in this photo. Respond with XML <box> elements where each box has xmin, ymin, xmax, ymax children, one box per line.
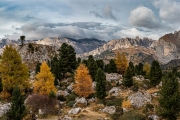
<box><xmin>25</xmin><ymin>94</ymin><xmax>60</xmax><ymax>115</ymax></box>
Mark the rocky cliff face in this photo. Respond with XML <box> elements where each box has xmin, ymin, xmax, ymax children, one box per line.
<box><xmin>155</xmin><ymin>31</ymin><xmax>180</xmax><ymax>64</ymax></box>
<box><xmin>16</xmin><ymin>43</ymin><xmax>55</xmax><ymax>71</ymax></box>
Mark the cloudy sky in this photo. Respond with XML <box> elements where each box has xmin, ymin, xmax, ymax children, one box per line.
<box><xmin>0</xmin><ymin>0</ymin><xmax>180</xmax><ymax>41</ymax></box>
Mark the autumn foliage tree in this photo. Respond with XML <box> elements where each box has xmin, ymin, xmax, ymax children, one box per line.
<box><xmin>73</xmin><ymin>63</ymin><xmax>93</xmax><ymax>98</ymax></box>
<box><xmin>0</xmin><ymin>45</ymin><xmax>30</xmax><ymax>97</ymax></box>
<box><xmin>33</xmin><ymin>62</ymin><xmax>57</xmax><ymax>96</ymax></box>
<box><xmin>143</xmin><ymin>62</ymin><xmax>151</xmax><ymax>77</ymax></box>
<box><xmin>115</xmin><ymin>52</ymin><xmax>128</xmax><ymax>75</ymax></box>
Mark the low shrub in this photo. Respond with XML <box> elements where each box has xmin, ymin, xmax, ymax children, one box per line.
<box><xmin>130</xmin><ymin>85</ymin><xmax>139</xmax><ymax>92</ymax></box>
<box><xmin>105</xmin><ymin>97</ymin><xmax>123</xmax><ymax>106</ymax></box>
<box><xmin>25</xmin><ymin>94</ymin><xmax>59</xmax><ymax>115</ymax></box>
<box><xmin>111</xmin><ymin>107</ymin><xmax>123</xmax><ymax>120</ymax></box>
<box><xmin>119</xmin><ymin>110</ymin><xmax>146</xmax><ymax>120</ymax></box>
<box><xmin>67</xmin><ymin>92</ymin><xmax>77</xmax><ymax>102</ymax></box>
<box><xmin>106</xmin><ymin>81</ymin><xmax>113</xmax><ymax>91</ymax></box>
<box><xmin>57</xmin><ymin>95</ymin><xmax>66</xmax><ymax>101</ymax></box>
<box><xmin>66</xmin><ymin>100</ymin><xmax>76</xmax><ymax>107</ymax></box>
<box><xmin>143</xmin><ymin>104</ymin><xmax>154</xmax><ymax>113</ymax></box>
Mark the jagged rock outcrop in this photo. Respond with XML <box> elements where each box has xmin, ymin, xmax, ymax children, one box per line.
<box><xmin>16</xmin><ymin>43</ymin><xmax>55</xmax><ymax>71</ymax></box>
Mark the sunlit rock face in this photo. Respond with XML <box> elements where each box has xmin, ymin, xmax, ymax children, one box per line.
<box><xmin>155</xmin><ymin>30</ymin><xmax>180</xmax><ymax>64</ymax></box>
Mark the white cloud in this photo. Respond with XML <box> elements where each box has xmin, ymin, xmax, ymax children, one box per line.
<box><xmin>129</xmin><ymin>6</ymin><xmax>161</xmax><ymax>28</ymax></box>
<box><xmin>3</xmin><ymin>23</ymin><xmax>110</xmax><ymax>40</ymax></box>
<box><xmin>113</xmin><ymin>28</ymin><xmax>161</xmax><ymax>40</ymax></box>
<box><xmin>113</xmin><ymin>28</ymin><xmax>145</xmax><ymax>38</ymax></box>
<box><xmin>154</xmin><ymin>0</ymin><xmax>180</xmax><ymax>22</ymax></box>
<box><xmin>102</xmin><ymin>5</ymin><xmax>117</xmax><ymax>20</ymax></box>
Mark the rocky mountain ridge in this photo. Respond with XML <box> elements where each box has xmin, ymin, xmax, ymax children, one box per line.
<box><xmin>35</xmin><ymin>37</ymin><xmax>106</xmax><ymax>54</ymax></box>
<box><xmin>0</xmin><ymin>37</ymin><xmax>106</xmax><ymax>54</ymax></box>
<box><xmin>1</xmin><ymin>30</ymin><xmax>180</xmax><ymax>66</ymax></box>
<box><xmin>79</xmin><ymin>30</ymin><xmax>180</xmax><ymax>64</ymax></box>
<box><xmin>79</xmin><ymin>37</ymin><xmax>156</xmax><ymax>57</ymax></box>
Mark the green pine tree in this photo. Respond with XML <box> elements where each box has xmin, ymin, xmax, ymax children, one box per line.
<box><xmin>87</xmin><ymin>55</ymin><xmax>98</xmax><ymax>81</ymax></box>
<box><xmin>149</xmin><ymin>60</ymin><xmax>162</xmax><ymax>86</ymax></box>
<box><xmin>49</xmin><ymin>56</ymin><xmax>62</xmax><ymax>83</ymax></box>
<box><xmin>76</xmin><ymin>57</ymin><xmax>81</xmax><ymax>68</ymax></box>
<box><xmin>135</xmin><ymin>63</ymin><xmax>145</xmax><ymax>75</ymax></box>
<box><xmin>95</xmin><ymin>68</ymin><xmax>106</xmax><ymax>99</ymax></box>
<box><xmin>123</xmin><ymin>61</ymin><xmax>134</xmax><ymax>87</ymax></box>
<box><xmin>82</xmin><ymin>59</ymin><xmax>88</xmax><ymax>67</ymax></box>
<box><xmin>58</xmin><ymin>43</ymin><xmax>76</xmax><ymax>78</ymax></box>
<box><xmin>108</xmin><ymin>59</ymin><xmax>118</xmax><ymax>73</ymax></box>
<box><xmin>96</xmin><ymin>59</ymin><xmax>104</xmax><ymax>70</ymax></box>
<box><xmin>8</xmin><ymin>86</ymin><xmax>26</xmax><ymax>120</ymax></box>
<box><xmin>158</xmin><ymin>72</ymin><xmax>180</xmax><ymax>120</ymax></box>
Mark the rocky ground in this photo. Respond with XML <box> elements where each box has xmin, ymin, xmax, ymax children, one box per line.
<box><xmin>0</xmin><ymin>73</ymin><xmax>170</xmax><ymax>120</ymax></box>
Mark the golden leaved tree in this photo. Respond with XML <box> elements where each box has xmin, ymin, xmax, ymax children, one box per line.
<box><xmin>115</xmin><ymin>52</ymin><xmax>128</xmax><ymax>75</ymax></box>
<box><xmin>33</xmin><ymin>62</ymin><xmax>57</xmax><ymax>96</ymax></box>
<box><xmin>0</xmin><ymin>45</ymin><xmax>30</xmax><ymax>98</ymax></box>
<box><xmin>73</xmin><ymin>63</ymin><xmax>93</xmax><ymax>98</ymax></box>
<box><xmin>143</xmin><ymin>62</ymin><xmax>151</xmax><ymax>76</ymax></box>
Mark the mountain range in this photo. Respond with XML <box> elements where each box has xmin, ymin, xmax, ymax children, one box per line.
<box><xmin>1</xmin><ymin>30</ymin><xmax>180</xmax><ymax>70</ymax></box>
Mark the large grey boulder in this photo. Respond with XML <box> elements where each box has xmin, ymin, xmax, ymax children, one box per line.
<box><xmin>148</xmin><ymin>115</ymin><xmax>159</xmax><ymax>120</ymax></box>
<box><xmin>128</xmin><ymin>91</ymin><xmax>151</xmax><ymax>108</ymax></box>
<box><xmin>102</xmin><ymin>106</ymin><xmax>116</xmax><ymax>114</ymax></box>
<box><xmin>0</xmin><ymin>102</ymin><xmax>11</xmax><ymax>116</ymax></box>
<box><xmin>62</xmin><ymin>115</ymin><xmax>72</xmax><ymax>120</ymax></box>
<box><xmin>68</xmin><ymin>107</ymin><xmax>81</xmax><ymax>114</ymax></box>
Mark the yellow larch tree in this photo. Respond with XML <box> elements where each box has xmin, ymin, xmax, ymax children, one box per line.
<box><xmin>115</xmin><ymin>52</ymin><xmax>128</xmax><ymax>75</ymax></box>
<box><xmin>33</xmin><ymin>62</ymin><xmax>57</xmax><ymax>96</ymax></box>
<box><xmin>73</xmin><ymin>63</ymin><xmax>93</xmax><ymax>98</ymax></box>
<box><xmin>143</xmin><ymin>62</ymin><xmax>151</xmax><ymax>76</ymax></box>
<box><xmin>0</xmin><ymin>45</ymin><xmax>30</xmax><ymax>98</ymax></box>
